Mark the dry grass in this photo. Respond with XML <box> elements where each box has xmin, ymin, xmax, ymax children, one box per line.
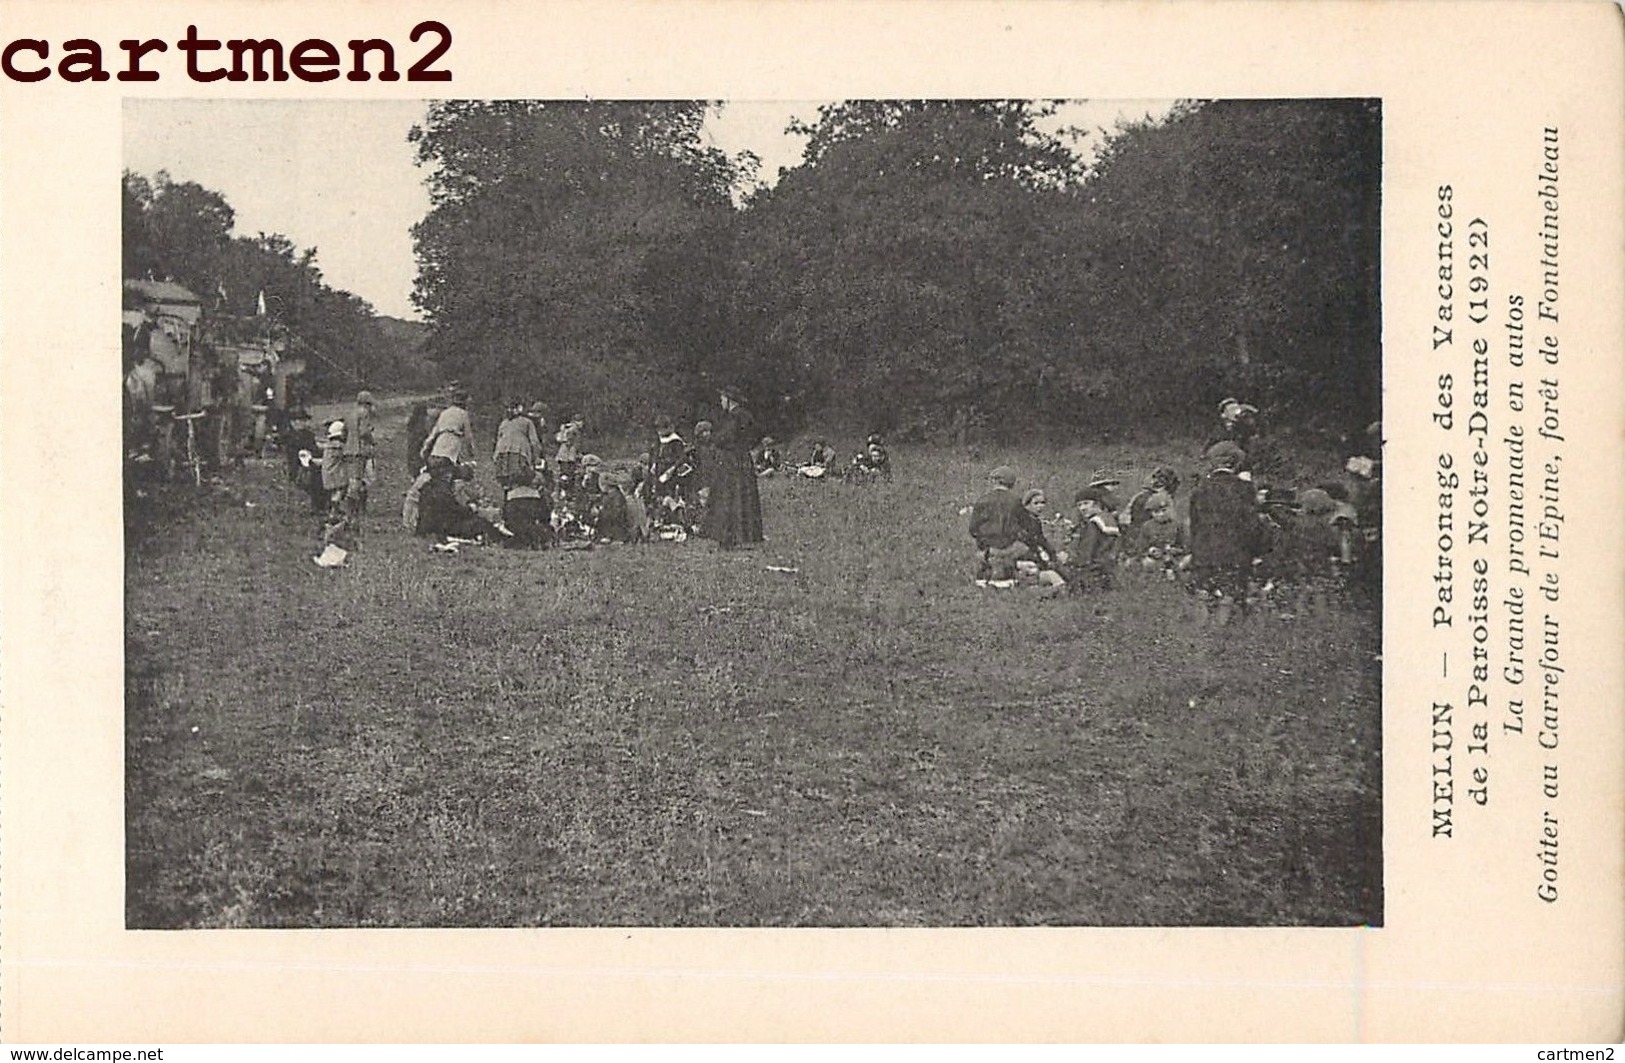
<box><xmin>125</xmin><ymin>402</ymin><xmax>1381</xmax><ymax>927</ymax></box>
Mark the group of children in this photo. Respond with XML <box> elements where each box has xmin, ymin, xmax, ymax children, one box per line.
<box><xmin>394</xmin><ymin>397</ymin><xmax>684</xmax><ymax>552</ymax></box>
<box><xmin>753</xmin><ymin>434</ymin><xmax>891</xmax><ymax>483</ymax></box>
<box><xmin>278</xmin><ymin>391</ymin><xmax>380</xmax><ymax>566</ymax></box>
<box><xmin>969</xmin><ymin>398</ymin><xmax>1382</xmax><ymax>617</ymax></box>
<box><xmin>284</xmin><ymin>388</ymin><xmax>1379</xmax><ymax>613</ymax></box>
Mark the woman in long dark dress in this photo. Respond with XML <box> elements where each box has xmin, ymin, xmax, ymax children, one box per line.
<box><xmin>701</xmin><ymin>387</ymin><xmax>764</xmax><ymax>546</ymax></box>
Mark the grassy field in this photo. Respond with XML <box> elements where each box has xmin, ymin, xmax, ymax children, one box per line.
<box><xmin>125</xmin><ymin>398</ymin><xmax>1381</xmax><ymax>927</ymax></box>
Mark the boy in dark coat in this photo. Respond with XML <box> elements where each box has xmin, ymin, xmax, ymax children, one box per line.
<box><xmin>501</xmin><ymin>482</ymin><xmax>553</xmax><ymax>549</ymax></box>
<box><xmin>968</xmin><ymin>465</ymin><xmax>1028</xmax><ymax>583</ymax></box>
<box><xmin>1188</xmin><ymin>441</ymin><xmax>1266</xmax><ymax>615</ymax></box>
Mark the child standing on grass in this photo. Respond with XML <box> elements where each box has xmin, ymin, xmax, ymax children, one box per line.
<box><xmin>422</xmin><ymin>389</ymin><xmax>476</xmax><ymax>473</ymax></box>
<box><xmin>342</xmin><ymin>390</ymin><xmax>377</xmax><ymax>516</ymax></box>
<box><xmin>650</xmin><ymin>416</ymin><xmax>691</xmax><ymax>506</ymax></box>
<box><xmin>314</xmin><ymin>420</ymin><xmax>357</xmax><ymax>566</ymax></box>
<box><xmin>404</xmin><ymin>401</ymin><xmax>433</xmax><ymax>477</ymax></box>
<box><xmin>320</xmin><ymin>421</ymin><xmax>348</xmax><ymax>515</ymax></box>
<box><xmin>554</xmin><ymin>413</ymin><xmax>585</xmax><ymax>489</ymax></box>
<box><xmin>1187</xmin><ymin>440</ymin><xmax>1266</xmax><ymax>620</ymax></box>
<box><xmin>494</xmin><ymin>398</ymin><xmax>543</xmax><ymax>490</ymax></box>
<box><xmin>799</xmin><ymin>437</ymin><xmax>836</xmax><ymax>478</ymax></box>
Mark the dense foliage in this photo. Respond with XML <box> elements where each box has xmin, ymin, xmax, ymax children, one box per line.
<box><xmin>122</xmin><ymin>171</ymin><xmax>436</xmax><ymax>397</ymax></box>
<box><xmin>408</xmin><ymin>101</ymin><xmax>751</xmax><ymax>424</ymax></box>
<box><xmin>408</xmin><ymin>98</ymin><xmax>1380</xmax><ymax>441</ymax></box>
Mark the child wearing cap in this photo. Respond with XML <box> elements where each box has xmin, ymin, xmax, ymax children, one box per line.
<box><xmin>1261</xmin><ymin>487</ymin><xmax>1344</xmax><ymax>613</ymax></box>
<box><xmin>1124</xmin><ymin>466</ymin><xmax>1180</xmax><ymax>526</ymax></box>
<box><xmin>1187</xmin><ymin>441</ymin><xmax>1267</xmax><ymax>617</ymax></box>
<box><xmin>968</xmin><ymin>465</ymin><xmax>1028</xmax><ymax>584</ymax></box>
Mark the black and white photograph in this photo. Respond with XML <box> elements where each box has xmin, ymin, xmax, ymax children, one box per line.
<box><xmin>121</xmin><ymin>96</ymin><xmax>1384</xmax><ymax>930</ymax></box>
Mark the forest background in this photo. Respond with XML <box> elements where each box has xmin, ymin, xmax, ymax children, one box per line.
<box><xmin>122</xmin><ymin>98</ymin><xmax>1382</xmax><ymax>443</ymax></box>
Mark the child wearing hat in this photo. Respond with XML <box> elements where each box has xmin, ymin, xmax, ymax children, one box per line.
<box><xmin>1133</xmin><ymin>489</ymin><xmax>1189</xmax><ymax>579</ymax></box>
<box><xmin>320</xmin><ymin>420</ymin><xmax>349</xmax><ymax>511</ymax></box>
<box><xmin>315</xmin><ymin>420</ymin><xmax>360</xmax><ymax>560</ymax></box>
<box><xmin>1066</xmin><ymin>484</ymin><xmax>1122</xmax><ymax>591</ymax></box>
<box><xmin>650</xmin><ymin>415</ymin><xmax>692</xmax><ymax>507</ymax></box>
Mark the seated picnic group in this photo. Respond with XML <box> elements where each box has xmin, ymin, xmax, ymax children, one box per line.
<box><xmin>967</xmin><ymin>398</ymin><xmax>1382</xmax><ymax>615</ymax></box>
<box><xmin>292</xmin><ymin>387</ymin><xmax>893</xmax><ymax>562</ymax></box>
<box><xmin>293</xmin><ymin>390</ymin><xmax>1380</xmax><ymax>614</ymax></box>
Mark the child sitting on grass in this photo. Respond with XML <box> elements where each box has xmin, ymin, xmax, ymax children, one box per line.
<box><xmin>799</xmin><ymin>437</ymin><xmax>836</xmax><ymax>478</ymax></box>
<box><xmin>418</xmin><ymin>463</ymin><xmax>505</xmax><ymax>543</ymax></box>
<box><xmin>592</xmin><ymin>469</ymin><xmax>636</xmax><ymax>544</ymax></box>
<box><xmin>1258</xmin><ymin>487</ymin><xmax>1344</xmax><ymax>614</ymax></box>
<box><xmin>1066</xmin><ymin>484</ymin><xmax>1121</xmax><ymax>592</ymax></box>
<box><xmin>753</xmin><ymin>436</ymin><xmax>784</xmax><ymax>476</ymax></box>
<box><xmin>501</xmin><ymin>479</ymin><xmax>553</xmax><ymax>550</ymax></box>
<box><xmin>554</xmin><ymin>414</ymin><xmax>585</xmax><ymax>488</ymax></box>
<box><xmin>968</xmin><ymin>464</ymin><xmax>1027</xmax><ymax>586</ymax></box>
<box><xmin>845</xmin><ymin>434</ymin><xmax>892</xmax><ymax>483</ymax></box>
<box><xmin>1015</xmin><ymin>488</ymin><xmax>1068</xmax><ymax>594</ymax></box>
<box><xmin>1132</xmin><ymin>489</ymin><xmax>1188</xmax><ymax>579</ymax></box>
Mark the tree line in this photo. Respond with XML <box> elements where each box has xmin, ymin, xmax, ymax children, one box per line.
<box><xmin>122</xmin><ymin>170</ymin><xmax>434</xmax><ymax>397</ymax></box>
<box><xmin>410</xmin><ymin>98</ymin><xmax>1380</xmax><ymax>443</ymax></box>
